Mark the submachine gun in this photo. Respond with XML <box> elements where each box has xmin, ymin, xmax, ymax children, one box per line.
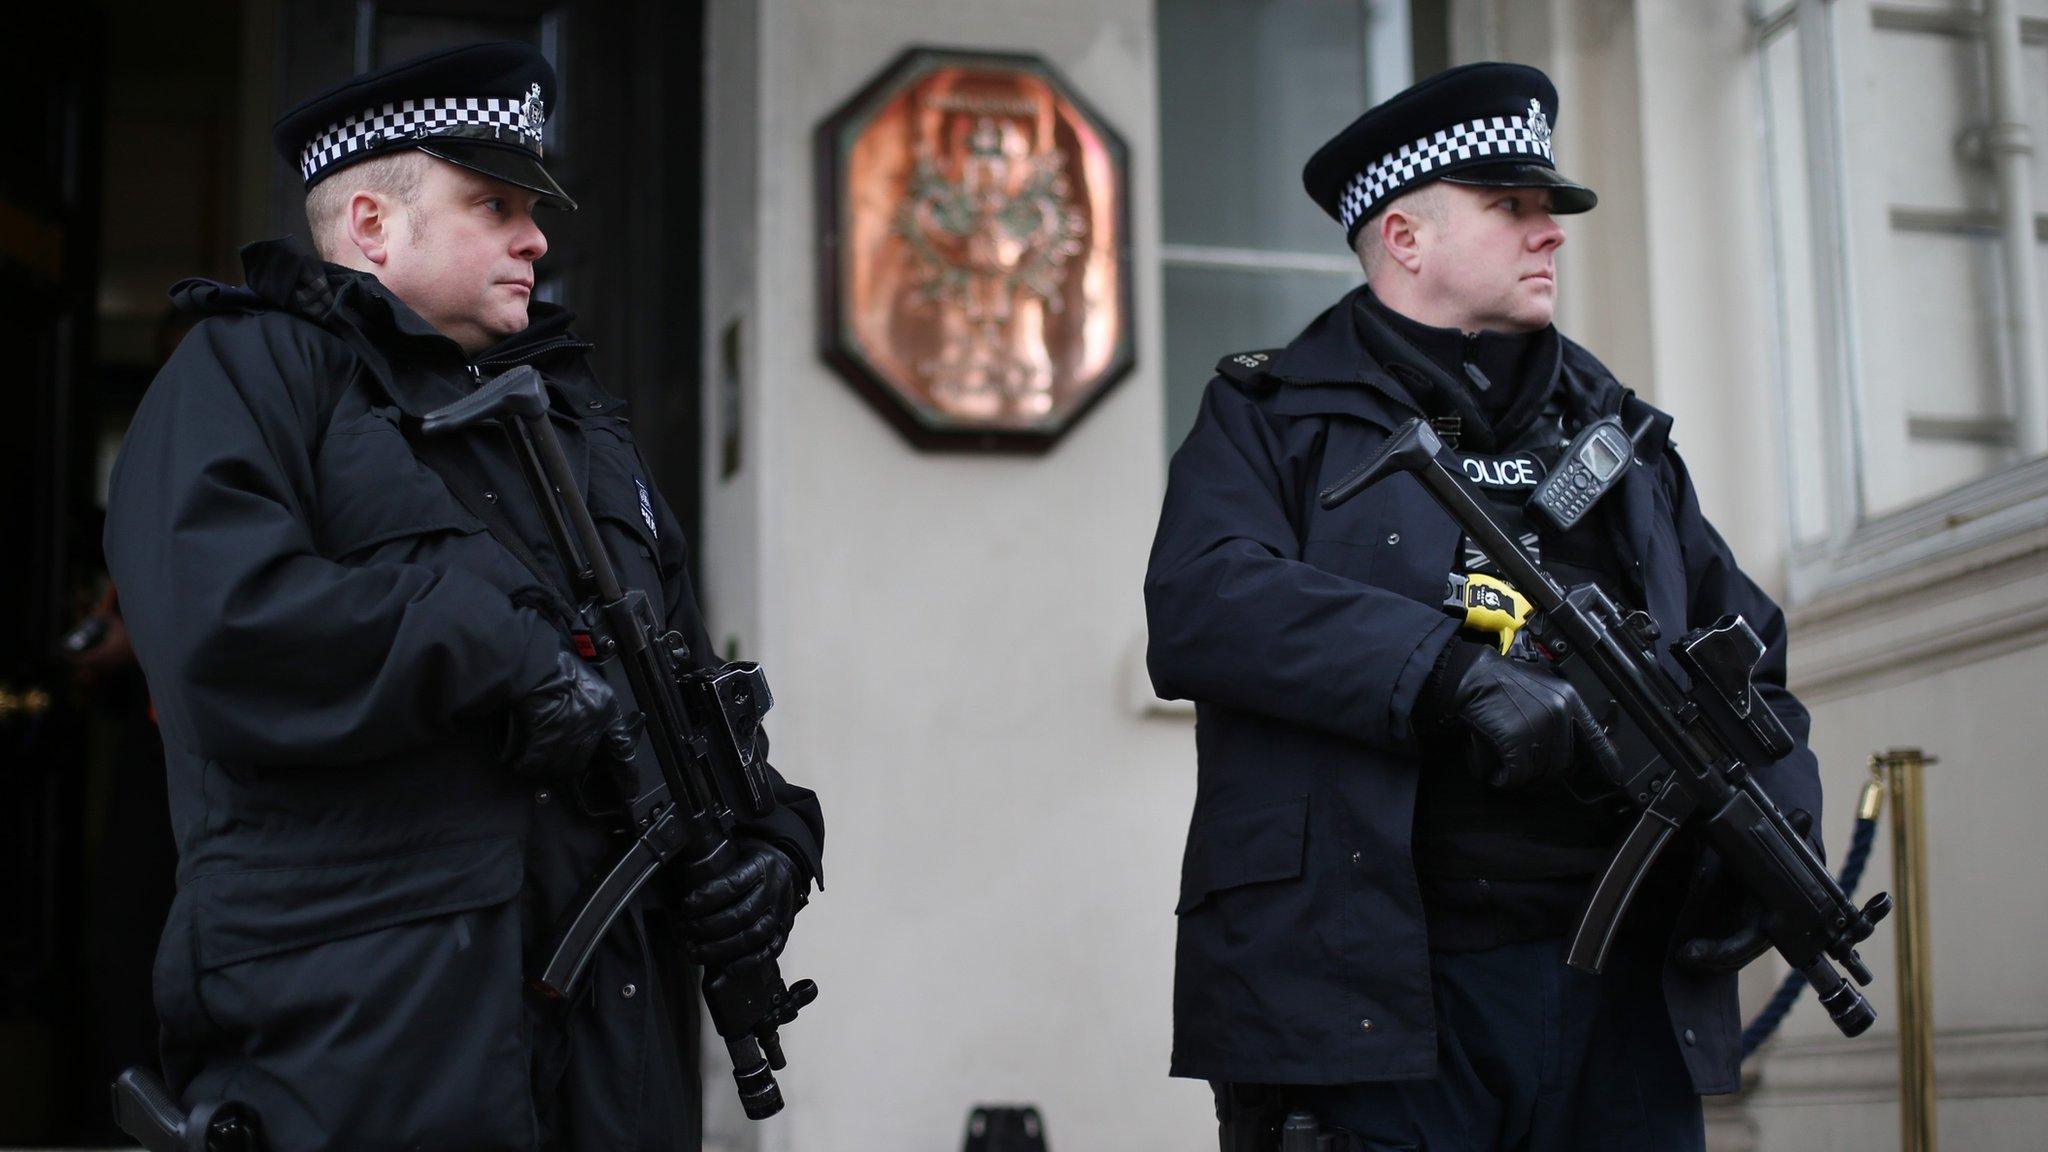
<box><xmin>1320</xmin><ymin>417</ymin><xmax>1890</xmax><ymax>1038</ymax></box>
<box><xmin>422</xmin><ymin>366</ymin><xmax>816</xmax><ymax>1118</ymax></box>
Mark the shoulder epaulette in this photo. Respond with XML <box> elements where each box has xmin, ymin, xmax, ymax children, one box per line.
<box><xmin>1216</xmin><ymin>349</ymin><xmax>1282</xmax><ymax>388</ymax></box>
<box><xmin>1618</xmin><ymin>389</ymin><xmax>1675</xmax><ymax>462</ymax></box>
<box><xmin>167</xmin><ymin>277</ymin><xmax>269</xmax><ymax>318</ymax></box>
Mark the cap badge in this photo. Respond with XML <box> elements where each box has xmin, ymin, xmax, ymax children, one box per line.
<box><xmin>1526</xmin><ymin>98</ymin><xmax>1551</xmax><ymax>151</ymax></box>
<box><xmin>521</xmin><ymin>82</ymin><xmax>547</xmax><ymax>143</ymax></box>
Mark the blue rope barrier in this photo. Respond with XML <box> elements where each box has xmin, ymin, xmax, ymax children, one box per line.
<box><xmin>1740</xmin><ymin>814</ymin><xmax>1881</xmax><ymax>1058</ymax></box>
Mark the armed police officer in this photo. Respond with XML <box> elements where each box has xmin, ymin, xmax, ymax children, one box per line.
<box><xmin>1145</xmin><ymin>63</ymin><xmax>1821</xmax><ymax>1151</ymax></box>
<box><xmin>103</xmin><ymin>43</ymin><xmax>823</xmax><ymax>1151</ymax></box>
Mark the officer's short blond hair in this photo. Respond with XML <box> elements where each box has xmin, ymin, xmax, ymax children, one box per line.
<box><xmin>304</xmin><ymin>151</ymin><xmax>432</xmax><ymax>261</ymax></box>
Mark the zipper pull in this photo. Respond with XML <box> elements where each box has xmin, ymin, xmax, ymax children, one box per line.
<box><xmin>467</xmin><ymin>363</ymin><xmax>484</xmax><ymax>387</ymax></box>
<box><xmin>1461</xmin><ymin>332</ymin><xmax>1492</xmax><ymax>392</ymax></box>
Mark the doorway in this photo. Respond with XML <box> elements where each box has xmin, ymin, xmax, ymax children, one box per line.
<box><xmin>0</xmin><ymin>2</ymin><xmax>706</xmax><ymax>1142</ymax></box>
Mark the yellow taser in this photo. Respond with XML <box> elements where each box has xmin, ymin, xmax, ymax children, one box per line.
<box><xmin>1443</xmin><ymin>571</ymin><xmax>1535</xmax><ymax>654</ymax></box>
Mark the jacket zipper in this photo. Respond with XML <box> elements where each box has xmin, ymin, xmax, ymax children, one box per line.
<box><xmin>470</xmin><ymin>335</ymin><xmax>594</xmax><ymax>375</ymax></box>
<box><xmin>1461</xmin><ymin>332</ymin><xmax>1492</xmax><ymax>392</ymax></box>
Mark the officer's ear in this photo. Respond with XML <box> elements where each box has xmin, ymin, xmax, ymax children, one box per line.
<box><xmin>1379</xmin><ymin>204</ymin><xmax>1428</xmax><ymax>276</ymax></box>
<box><xmin>345</xmin><ymin>190</ymin><xmax>398</xmax><ymax>266</ymax></box>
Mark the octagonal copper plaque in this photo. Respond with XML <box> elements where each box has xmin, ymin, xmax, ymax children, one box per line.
<box><xmin>817</xmin><ymin>48</ymin><xmax>1134</xmax><ymax>452</ymax></box>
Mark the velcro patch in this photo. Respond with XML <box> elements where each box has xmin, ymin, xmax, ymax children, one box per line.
<box><xmin>1216</xmin><ymin>349</ymin><xmax>1281</xmax><ymax>386</ymax></box>
<box><xmin>635</xmin><ymin>477</ymin><xmax>658</xmax><ymax>539</ymax></box>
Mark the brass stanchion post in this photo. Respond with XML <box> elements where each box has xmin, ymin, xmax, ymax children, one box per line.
<box><xmin>1876</xmin><ymin>747</ymin><xmax>1938</xmax><ymax>1152</ymax></box>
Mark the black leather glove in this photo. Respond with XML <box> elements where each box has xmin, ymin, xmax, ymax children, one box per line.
<box><xmin>1675</xmin><ymin>809</ymin><xmax>1812</xmax><ymax>975</ymax></box>
<box><xmin>677</xmin><ymin>840</ymin><xmax>804</xmax><ymax>968</ymax></box>
<box><xmin>1424</xmin><ymin>644</ymin><xmax>1623</xmax><ymax>790</ymax></box>
<box><xmin>504</xmin><ymin>650</ymin><xmax>636</xmax><ymax>779</ymax></box>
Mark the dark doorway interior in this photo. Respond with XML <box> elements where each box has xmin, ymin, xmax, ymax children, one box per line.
<box><xmin>0</xmin><ymin>2</ymin><xmax>705</xmax><ymax>1142</ymax></box>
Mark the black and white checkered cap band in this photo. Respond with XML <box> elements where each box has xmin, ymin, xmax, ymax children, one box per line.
<box><xmin>298</xmin><ymin>96</ymin><xmax>542</xmax><ymax>182</ymax></box>
<box><xmin>1338</xmin><ymin>113</ymin><xmax>1553</xmax><ymax>231</ymax></box>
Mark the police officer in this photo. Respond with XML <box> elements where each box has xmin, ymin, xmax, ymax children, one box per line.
<box><xmin>1145</xmin><ymin>63</ymin><xmax>1821</xmax><ymax>1150</ymax></box>
<box><xmin>104</xmin><ymin>42</ymin><xmax>823</xmax><ymax>1151</ymax></box>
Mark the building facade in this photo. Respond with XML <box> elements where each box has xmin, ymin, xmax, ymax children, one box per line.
<box><xmin>6</xmin><ymin>0</ymin><xmax>2043</xmax><ymax>1147</ymax></box>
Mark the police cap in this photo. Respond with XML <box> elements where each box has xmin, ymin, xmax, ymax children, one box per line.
<box><xmin>1303</xmin><ymin>61</ymin><xmax>1595</xmax><ymax>245</ymax></box>
<box><xmin>273</xmin><ymin>41</ymin><xmax>575</xmax><ymax>211</ymax></box>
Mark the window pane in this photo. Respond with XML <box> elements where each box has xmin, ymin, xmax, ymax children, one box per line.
<box><xmin>1158</xmin><ymin>0</ymin><xmax>1369</xmax><ymax>252</ymax></box>
<box><xmin>1873</xmin><ymin>28</ymin><xmax>1994</xmax><ymax>212</ymax></box>
<box><xmin>1163</xmin><ymin>266</ymin><xmax>1360</xmax><ymax>453</ymax></box>
<box><xmin>2030</xmin><ymin>38</ymin><xmax>2048</xmax><ymax>417</ymax></box>
<box><xmin>1858</xmin><ymin>24</ymin><xmax>2014</xmax><ymax>517</ymax></box>
<box><xmin>2029</xmin><ymin>39</ymin><xmax>2048</xmax><ymax>193</ymax></box>
<box><xmin>1869</xmin><ymin>229</ymin><xmax>2012</xmax><ymax>513</ymax></box>
<box><xmin>1761</xmin><ymin>27</ymin><xmax>1833</xmax><ymax>546</ymax></box>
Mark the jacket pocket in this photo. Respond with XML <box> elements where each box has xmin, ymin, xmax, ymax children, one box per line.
<box><xmin>187</xmin><ymin>836</ymin><xmax>538</xmax><ymax>1150</ymax></box>
<box><xmin>1300</xmin><ymin>537</ymin><xmax>1381</xmax><ymax>584</ymax></box>
<box><xmin>191</xmin><ymin>835</ymin><xmax>522</xmax><ymax>968</ymax></box>
<box><xmin>1176</xmin><ymin>795</ymin><xmax>1310</xmax><ymax>914</ymax></box>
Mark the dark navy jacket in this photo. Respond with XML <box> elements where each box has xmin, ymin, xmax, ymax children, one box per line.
<box><xmin>105</xmin><ymin>240</ymin><xmax>823</xmax><ymax>1151</ymax></box>
<box><xmin>1144</xmin><ymin>287</ymin><xmax>1819</xmax><ymax>1093</ymax></box>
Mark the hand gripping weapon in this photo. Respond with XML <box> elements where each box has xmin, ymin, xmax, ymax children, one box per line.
<box><xmin>1320</xmin><ymin>418</ymin><xmax>1890</xmax><ymax>1037</ymax></box>
<box><xmin>423</xmin><ymin>366</ymin><xmax>816</xmax><ymax>1117</ymax></box>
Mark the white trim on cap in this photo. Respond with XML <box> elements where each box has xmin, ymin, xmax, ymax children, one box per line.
<box><xmin>1338</xmin><ymin>100</ymin><xmax>1554</xmax><ymax>231</ymax></box>
<box><xmin>297</xmin><ymin>83</ymin><xmax>547</xmax><ymax>182</ymax></box>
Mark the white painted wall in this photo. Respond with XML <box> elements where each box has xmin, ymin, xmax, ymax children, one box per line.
<box><xmin>701</xmin><ymin>2</ymin><xmax>1208</xmax><ymax>1148</ymax></box>
<box><xmin>1749</xmin><ymin>625</ymin><xmax>2048</xmax><ymax>1152</ymax></box>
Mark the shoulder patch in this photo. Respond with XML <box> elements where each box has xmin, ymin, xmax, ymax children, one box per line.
<box><xmin>1216</xmin><ymin>349</ymin><xmax>1282</xmax><ymax>387</ymax></box>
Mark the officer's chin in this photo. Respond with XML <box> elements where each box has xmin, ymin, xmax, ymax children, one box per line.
<box><xmin>487</xmin><ymin>304</ymin><xmax>532</xmax><ymax>338</ymax></box>
<box><xmin>1508</xmin><ymin>285</ymin><xmax>1556</xmax><ymax>331</ymax></box>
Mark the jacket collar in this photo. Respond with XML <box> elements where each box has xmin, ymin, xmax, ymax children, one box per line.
<box><xmin>1353</xmin><ymin>291</ymin><xmax>1563</xmax><ymax>453</ymax></box>
<box><xmin>187</xmin><ymin>238</ymin><xmax>601</xmax><ymax>419</ymax></box>
<box><xmin>1260</xmin><ymin>285</ymin><xmax>1426</xmax><ymax>429</ymax></box>
<box><xmin>240</xmin><ymin>237</ymin><xmax>587</xmax><ymax>354</ymax></box>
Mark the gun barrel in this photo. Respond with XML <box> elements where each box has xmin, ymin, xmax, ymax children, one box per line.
<box><xmin>1806</xmin><ymin>958</ymin><xmax>1878</xmax><ymax>1037</ymax></box>
<box><xmin>727</xmin><ymin>1036</ymin><xmax>786</xmax><ymax>1119</ymax></box>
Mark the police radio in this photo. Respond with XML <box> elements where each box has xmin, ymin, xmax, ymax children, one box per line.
<box><xmin>1526</xmin><ymin>415</ymin><xmax>1632</xmax><ymax>532</ymax></box>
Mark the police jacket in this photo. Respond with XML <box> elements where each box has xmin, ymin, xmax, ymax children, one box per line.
<box><xmin>104</xmin><ymin>239</ymin><xmax>824</xmax><ymax>1150</ymax></box>
<box><xmin>1144</xmin><ymin>285</ymin><xmax>1819</xmax><ymax>1094</ymax></box>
